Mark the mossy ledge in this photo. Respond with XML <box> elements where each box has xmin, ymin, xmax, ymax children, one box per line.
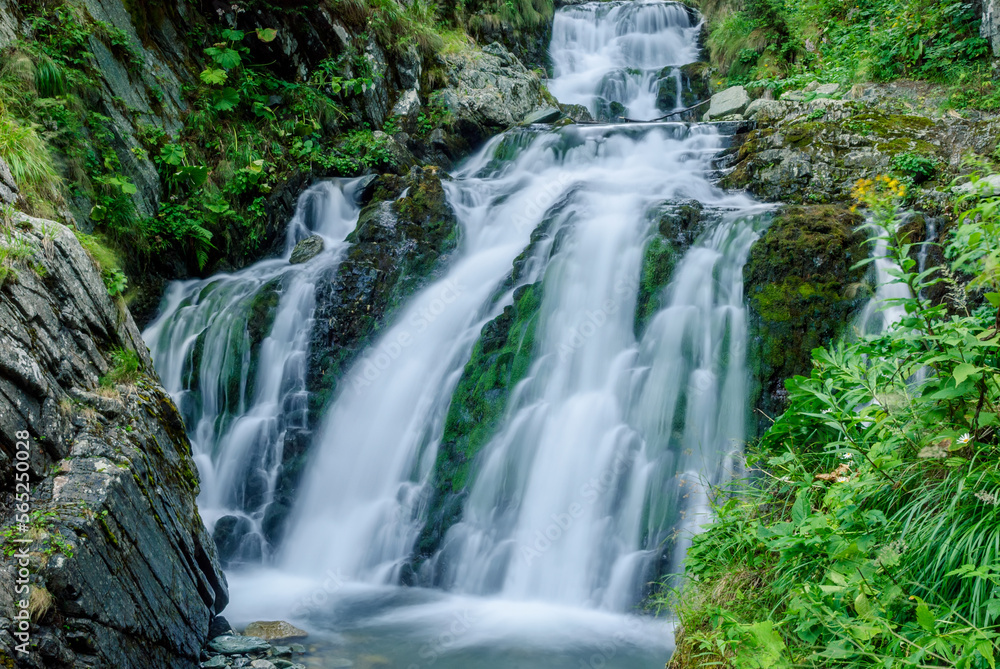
<box><xmin>413</xmin><ymin>280</ymin><xmax>543</xmax><ymax>569</ymax></box>
<box><xmin>743</xmin><ymin>205</ymin><xmax>867</xmax><ymax>433</ymax></box>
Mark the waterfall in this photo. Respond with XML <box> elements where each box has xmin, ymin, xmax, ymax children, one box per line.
<box><xmin>549</xmin><ymin>1</ymin><xmax>701</xmax><ymax>120</ymax></box>
<box><xmin>145</xmin><ymin>2</ymin><xmax>770</xmax><ymax>665</ymax></box>
<box><xmin>144</xmin><ymin>180</ymin><xmax>364</xmax><ymax>563</ymax></box>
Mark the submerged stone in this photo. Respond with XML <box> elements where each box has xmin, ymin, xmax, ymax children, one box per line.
<box><xmin>208</xmin><ymin>635</ymin><xmax>272</xmax><ymax>655</ymax></box>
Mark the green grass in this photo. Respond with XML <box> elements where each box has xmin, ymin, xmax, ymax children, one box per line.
<box><xmin>661</xmin><ymin>175</ymin><xmax>1000</xmax><ymax>668</ymax></box>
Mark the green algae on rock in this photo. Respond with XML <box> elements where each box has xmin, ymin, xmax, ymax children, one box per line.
<box><xmin>743</xmin><ymin>205</ymin><xmax>868</xmax><ymax>433</ymax></box>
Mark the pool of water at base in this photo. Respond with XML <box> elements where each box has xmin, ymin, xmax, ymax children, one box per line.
<box><xmin>225</xmin><ymin>570</ymin><xmax>673</xmax><ymax>669</ymax></box>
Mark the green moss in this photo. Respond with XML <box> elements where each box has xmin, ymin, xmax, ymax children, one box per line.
<box><xmin>635</xmin><ymin>236</ymin><xmax>679</xmax><ymax>336</ymax></box>
<box><xmin>415</xmin><ymin>281</ymin><xmax>542</xmax><ymax>558</ymax></box>
<box><xmin>744</xmin><ymin>205</ymin><xmax>867</xmax><ymax>432</ymax></box>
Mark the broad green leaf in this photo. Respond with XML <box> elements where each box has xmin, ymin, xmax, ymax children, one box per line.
<box><xmin>208</xmin><ymin>47</ymin><xmax>242</xmax><ymax>70</ymax></box>
<box><xmin>256</xmin><ymin>28</ymin><xmax>278</xmax><ymax>42</ymax></box>
<box><xmin>213</xmin><ymin>87</ymin><xmax>241</xmax><ymax>112</ymax></box>
<box><xmin>916</xmin><ymin>601</ymin><xmax>935</xmax><ymax>633</ymax></box>
<box><xmin>221</xmin><ymin>29</ymin><xmax>245</xmax><ymax>41</ymax></box>
<box><xmin>979</xmin><ymin>640</ymin><xmax>997</xmax><ymax>669</ymax></box>
<box><xmin>200</xmin><ymin>68</ymin><xmax>227</xmax><ymax>85</ymax></box>
<box><xmin>987</xmin><ymin>292</ymin><xmax>1000</xmax><ymax>308</ymax></box>
<box><xmin>854</xmin><ymin>592</ymin><xmax>872</xmax><ymax>619</ymax></box>
<box><xmin>792</xmin><ymin>491</ymin><xmax>809</xmax><ymax>526</ymax></box>
<box><xmin>953</xmin><ymin>362</ymin><xmax>981</xmax><ymax>384</ymax></box>
<box><xmin>159</xmin><ymin>144</ymin><xmax>186</xmax><ymax>166</ymax></box>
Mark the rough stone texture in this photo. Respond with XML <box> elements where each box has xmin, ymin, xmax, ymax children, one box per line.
<box><xmin>705</xmin><ymin>86</ymin><xmax>750</xmax><ymax>120</ymax></box>
<box><xmin>0</xmin><ymin>214</ymin><xmax>227</xmax><ymax>668</ymax></box>
<box><xmin>288</xmin><ymin>235</ymin><xmax>324</xmax><ymax>264</ymax></box>
<box><xmin>0</xmin><ymin>157</ymin><xmax>18</xmax><ymax>205</ymax></box>
<box><xmin>437</xmin><ymin>42</ymin><xmax>546</xmax><ymax>144</ymax></box>
<box><xmin>634</xmin><ymin>200</ymin><xmax>720</xmax><ymax>335</ymax></box>
<box><xmin>257</xmin><ymin>167</ymin><xmax>460</xmax><ymax>546</ymax></box>
<box><xmin>242</xmin><ymin>621</ymin><xmax>307</xmax><ymax>642</ymax></box>
<box><xmin>717</xmin><ymin>95</ymin><xmax>1000</xmax><ymax>208</ymax></box>
<box><xmin>982</xmin><ymin>0</ymin><xmax>1000</xmax><ymax>56</ymax></box>
<box><xmin>743</xmin><ymin>206</ymin><xmax>868</xmax><ymax>435</ymax></box>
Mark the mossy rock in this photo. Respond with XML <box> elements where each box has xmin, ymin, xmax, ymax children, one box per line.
<box><xmin>307</xmin><ymin>166</ymin><xmax>460</xmax><ymax>418</ymax></box>
<box><xmin>744</xmin><ymin>205</ymin><xmax>867</xmax><ymax>433</ymax></box>
<box><xmin>414</xmin><ymin>281</ymin><xmax>543</xmax><ymax>563</ymax></box>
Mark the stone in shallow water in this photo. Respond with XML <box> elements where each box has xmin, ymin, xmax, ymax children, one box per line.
<box><xmin>208</xmin><ymin>635</ymin><xmax>272</xmax><ymax>655</ymax></box>
<box><xmin>202</xmin><ymin>657</ymin><xmax>229</xmax><ymax>668</ymax></box>
<box><xmin>289</xmin><ymin>235</ymin><xmax>325</xmax><ymax>264</ymax></box>
<box><xmin>272</xmin><ymin>661</ymin><xmax>307</xmax><ymax>669</ymax></box>
<box><xmin>250</xmin><ymin>660</ymin><xmax>278</xmax><ymax>669</ymax></box>
<box><xmin>244</xmin><ymin>620</ymin><xmax>309</xmax><ymax>643</ymax></box>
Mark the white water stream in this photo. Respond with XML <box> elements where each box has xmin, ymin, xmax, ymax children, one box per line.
<box><xmin>144</xmin><ymin>3</ymin><xmax>772</xmax><ymax>666</ymax></box>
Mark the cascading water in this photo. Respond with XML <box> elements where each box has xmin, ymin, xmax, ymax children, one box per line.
<box><xmin>144</xmin><ymin>180</ymin><xmax>364</xmax><ymax>563</ymax></box>
<box><xmin>549</xmin><ymin>1</ymin><xmax>702</xmax><ymax>120</ymax></box>
<box><xmin>146</xmin><ymin>2</ymin><xmax>770</xmax><ymax>667</ymax></box>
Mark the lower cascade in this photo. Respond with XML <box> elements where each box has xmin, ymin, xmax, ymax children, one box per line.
<box><xmin>144</xmin><ymin>1</ymin><xmax>768</xmax><ymax>666</ymax></box>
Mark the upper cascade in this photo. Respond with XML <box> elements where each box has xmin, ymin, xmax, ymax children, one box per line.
<box><xmin>549</xmin><ymin>1</ymin><xmax>703</xmax><ymax>121</ymax></box>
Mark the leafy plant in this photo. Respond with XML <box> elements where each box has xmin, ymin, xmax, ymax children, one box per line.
<box><xmin>664</xmin><ymin>171</ymin><xmax>1000</xmax><ymax>668</ymax></box>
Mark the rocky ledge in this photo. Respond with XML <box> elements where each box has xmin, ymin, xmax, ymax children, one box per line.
<box><xmin>0</xmin><ymin>214</ymin><xmax>226</xmax><ymax>667</ymax></box>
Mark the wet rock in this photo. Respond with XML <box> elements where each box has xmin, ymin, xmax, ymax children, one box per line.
<box><xmin>243</xmin><ymin>621</ymin><xmax>308</xmax><ymax>643</ymax></box>
<box><xmin>391</xmin><ymin>89</ymin><xmax>421</xmax><ymax>124</ymax></box>
<box><xmin>203</xmin><ymin>656</ymin><xmax>230</xmax><ymax>668</ymax></box>
<box><xmin>983</xmin><ymin>0</ymin><xmax>1000</xmax><ymax>56</ymax></box>
<box><xmin>595</xmin><ymin>98</ymin><xmax>626</xmax><ymax>122</ymax></box>
<box><xmin>717</xmin><ymin>103</ymin><xmax>977</xmax><ymax>205</ymax></box>
<box><xmin>212</xmin><ymin>515</ymin><xmax>254</xmax><ymax>565</ymax></box>
<box><xmin>705</xmin><ymin>85</ymin><xmax>749</xmax><ymax>120</ymax></box>
<box><xmin>522</xmin><ymin>105</ymin><xmax>563</xmax><ymax>124</ymax></box>
<box><xmin>0</xmin><ymin>214</ymin><xmax>227</xmax><ymax>667</ymax></box>
<box><xmin>210</xmin><ymin>615</ymin><xmax>236</xmax><ymax>639</ymax></box>
<box><xmin>559</xmin><ymin>103</ymin><xmax>594</xmax><ymax>123</ymax></box>
<box><xmin>289</xmin><ymin>235</ymin><xmax>325</xmax><ymax>264</ymax></box>
<box><xmin>744</xmin><ymin>206</ymin><xmax>867</xmax><ymax>434</ymax></box>
<box><xmin>250</xmin><ymin>660</ymin><xmax>278</xmax><ymax>669</ymax></box>
<box><xmin>208</xmin><ymin>635</ymin><xmax>272</xmax><ymax>655</ymax></box>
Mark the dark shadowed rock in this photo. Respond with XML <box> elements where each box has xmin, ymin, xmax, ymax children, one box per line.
<box><xmin>0</xmin><ymin>213</ymin><xmax>227</xmax><ymax>668</ymax></box>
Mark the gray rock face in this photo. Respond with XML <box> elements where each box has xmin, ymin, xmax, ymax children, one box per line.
<box><xmin>743</xmin><ymin>98</ymin><xmax>788</xmax><ymax>121</ymax></box>
<box><xmin>983</xmin><ymin>0</ymin><xmax>1000</xmax><ymax>56</ymax></box>
<box><xmin>0</xmin><ymin>156</ymin><xmax>17</xmax><ymax>205</ymax></box>
<box><xmin>705</xmin><ymin>86</ymin><xmax>750</xmax><ymax>120</ymax></box>
<box><xmin>289</xmin><ymin>235</ymin><xmax>325</xmax><ymax>264</ymax></box>
<box><xmin>438</xmin><ymin>42</ymin><xmax>545</xmax><ymax>133</ymax></box>
<box><xmin>0</xmin><ymin>214</ymin><xmax>227</xmax><ymax>668</ymax></box>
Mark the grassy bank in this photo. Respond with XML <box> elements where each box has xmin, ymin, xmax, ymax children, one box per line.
<box><xmin>694</xmin><ymin>0</ymin><xmax>996</xmax><ymax>110</ymax></box>
<box><xmin>660</xmin><ymin>173</ymin><xmax>1000</xmax><ymax>667</ymax></box>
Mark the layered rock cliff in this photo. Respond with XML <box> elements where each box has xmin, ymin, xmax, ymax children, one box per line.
<box><xmin>0</xmin><ymin>212</ymin><xmax>226</xmax><ymax>668</ymax></box>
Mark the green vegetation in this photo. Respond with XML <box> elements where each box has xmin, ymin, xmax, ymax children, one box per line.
<box><xmin>697</xmin><ymin>0</ymin><xmax>995</xmax><ymax>109</ymax></box>
<box><xmin>100</xmin><ymin>347</ymin><xmax>141</xmax><ymax>386</ymax></box>
<box><xmin>1</xmin><ymin>510</ymin><xmax>74</xmax><ymax>559</ymax></box>
<box><xmin>662</xmin><ymin>174</ymin><xmax>1000</xmax><ymax>668</ymax></box>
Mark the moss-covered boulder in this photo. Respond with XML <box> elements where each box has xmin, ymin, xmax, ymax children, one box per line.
<box><xmin>414</xmin><ymin>281</ymin><xmax>543</xmax><ymax>566</ymax></box>
<box><xmin>307</xmin><ymin>166</ymin><xmax>460</xmax><ymax>415</ymax></box>
<box><xmin>635</xmin><ymin>200</ymin><xmax>715</xmax><ymax>336</ymax></box>
<box><xmin>720</xmin><ymin>101</ymin><xmax>953</xmax><ymax>205</ymax></box>
<box><xmin>744</xmin><ymin>205</ymin><xmax>867</xmax><ymax>433</ymax></box>
<box><xmin>267</xmin><ymin>167</ymin><xmax>460</xmax><ymax>544</ymax></box>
